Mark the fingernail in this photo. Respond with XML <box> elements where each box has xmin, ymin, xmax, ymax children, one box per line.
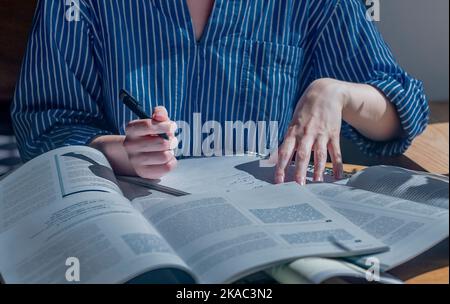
<box><xmin>152</xmin><ymin>110</ymin><xmax>165</xmax><ymax>120</ymax></box>
<box><xmin>275</xmin><ymin>174</ymin><xmax>284</xmax><ymax>184</ymax></box>
<box><xmin>300</xmin><ymin>177</ymin><xmax>306</xmax><ymax>186</ymax></box>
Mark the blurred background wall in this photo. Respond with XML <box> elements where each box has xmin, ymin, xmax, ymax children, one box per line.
<box><xmin>376</xmin><ymin>0</ymin><xmax>449</xmax><ymax>102</ymax></box>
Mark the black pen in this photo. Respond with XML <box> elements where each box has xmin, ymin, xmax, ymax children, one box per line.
<box><xmin>119</xmin><ymin>89</ymin><xmax>170</xmax><ymax>140</ymax></box>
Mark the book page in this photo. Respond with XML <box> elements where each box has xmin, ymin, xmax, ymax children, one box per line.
<box><xmin>268</xmin><ymin>257</ymin><xmax>403</xmax><ymax>284</ymax></box>
<box><xmin>138</xmin><ymin>183</ymin><xmax>387</xmax><ymax>283</ymax></box>
<box><xmin>0</xmin><ymin>146</ymin><xmax>125</xmax><ymax>234</ymax></box>
<box><xmin>307</xmin><ymin>183</ymin><xmax>449</xmax><ymax>270</ymax></box>
<box><xmin>0</xmin><ymin>146</ymin><xmax>127</xmax><ymax>231</ymax></box>
<box><xmin>0</xmin><ymin>192</ymin><xmax>192</xmax><ymax>284</ymax></box>
<box><xmin>156</xmin><ymin>155</ymin><xmax>273</xmax><ymax>194</ymax></box>
<box><xmin>128</xmin><ymin>155</ymin><xmax>341</xmax><ymax>209</ymax></box>
<box><xmin>54</xmin><ymin>147</ymin><xmax>123</xmax><ymax>197</ymax></box>
<box><xmin>127</xmin><ymin>155</ymin><xmax>275</xmax><ymax>211</ymax></box>
<box><xmin>0</xmin><ymin>146</ymin><xmax>194</xmax><ymax>283</ymax></box>
<box><xmin>347</xmin><ymin>166</ymin><xmax>449</xmax><ymax>209</ymax></box>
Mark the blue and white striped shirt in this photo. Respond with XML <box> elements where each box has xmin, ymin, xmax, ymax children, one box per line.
<box><xmin>11</xmin><ymin>0</ymin><xmax>429</xmax><ymax>161</ymax></box>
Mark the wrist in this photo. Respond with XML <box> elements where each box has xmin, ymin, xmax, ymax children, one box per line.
<box><xmin>331</xmin><ymin>79</ymin><xmax>351</xmax><ymax>113</ymax></box>
<box><xmin>334</xmin><ymin>81</ymin><xmax>353</xmax><ymax>121</ymax></box>
<box><xmin>89</xmin><ymin>135</ymin><xmax>136</xmax><ymax>176</ymax></box>
<box><xmin>309</xmin><ymin>78</ymin><xmax>351</xmax><ymax>111</ymax></box>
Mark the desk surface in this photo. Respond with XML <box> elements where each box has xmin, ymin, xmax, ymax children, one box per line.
<box><xmin>339</xmin><ymin>102</ymin><xmax>449</xmax><ymax>284</ymax></box>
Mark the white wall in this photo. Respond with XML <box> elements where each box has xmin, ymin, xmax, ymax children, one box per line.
<box><xmin>375</xmin><ymin>0</ymin><xmax>449</xmax><ymax>101</ymax></box>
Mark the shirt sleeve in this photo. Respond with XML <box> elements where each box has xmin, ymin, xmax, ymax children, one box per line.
<box><xmin>11</xmin><ymin>0</ymin><xmax>113</xmax><ymax>162</ymax></box>
<box><xmin>307</xmin><ymin>0</ymin><xmax>429</xmax><ymax>156</ymax></box>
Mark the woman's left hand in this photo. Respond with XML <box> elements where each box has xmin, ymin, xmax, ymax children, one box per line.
<box><xmin>275</xmin><ymin>78</ymin><xmax>348</xmax><ymax>185</ymax></box>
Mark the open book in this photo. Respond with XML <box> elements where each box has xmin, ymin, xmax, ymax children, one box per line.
<box><xmin>128</xmin><ymin>151</ymin><xmax>449</xmax><ymax>284</ymax></box>
<box><xmin>268</xmin><ymin>166</ymin><xmax>449</xmax><ymax>284</ymax></box>
<box><xmin>0</xmin><ymin>146</ymin><xmax>388</xmax><ymax>284</ymax></box>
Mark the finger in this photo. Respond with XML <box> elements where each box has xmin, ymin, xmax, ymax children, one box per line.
<box><xmin>152</xmin><ymin>106</ymin><xmax>169</xmax><ymax>122</ymax></box>
<box><xmin>274</xmin><ymin>135</ymin><xmax>296</xmax><ymax>184</ymax></box>
<box><xmin>135</xmin><ymin>158</ymin><xmax>178</xmax><ymax>180</ymax></box>
<box><xmin>126</xmin><ymin>119</ymin><xmax>176</xmax><ymax>137</ymax></box>
<box><xmin>328</xmin><ymin>137</ymin><xmax>344</xmax><ymax>180</ymax></box>
<box><xmin>294</xmin><ymin>136</ymin><xmax>313</xmax><ymax>185</ymax></box>
<box><xmin>124</xmin><ymin>135</ymin><xmax>178</xmax><ymax>153</ymax></box>
<box><xmin>129</xmin><ymin>151</ymin><xmax>175</xmax><ymax>166</ymax></box>
<box><xmin>313</xmin><ymin>136</ymin><xmax>328</xmax><ymax>182</ymax></box>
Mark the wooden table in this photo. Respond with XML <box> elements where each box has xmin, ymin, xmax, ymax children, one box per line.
<box><xmin>337</xmin><ymin>102</ymin><xmax>449</xmax><ymax>284</ymax></box>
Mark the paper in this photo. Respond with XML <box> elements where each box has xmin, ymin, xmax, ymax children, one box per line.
<box><xmin>269</xmin><ymin>257</ymin><xmax>403</xmax><ymax>284</ymax></box>
<box><xmin>138</xmin><ymin>183</ymin><xmax>388</xmax><ymax>283</ymax></box>
<box><xmin>348</xmin><ymin>166</ymin><xmax>449</xmax><ymax>210</ymax></box>
<box><xmin>0</xmin><ymin>146</ymin><xmax>192</xmax><ymax>284</ymax></box>
<box><xmin>307</xmin><ymin>183</ymin><xmax>449</xmax><ymax>270</ymax></box>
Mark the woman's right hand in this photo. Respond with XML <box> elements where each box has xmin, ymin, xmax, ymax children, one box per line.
<box><xmin>124</xmin><ymin>106</ymin><xmax>178</xmax><ymax>179</ymax></box>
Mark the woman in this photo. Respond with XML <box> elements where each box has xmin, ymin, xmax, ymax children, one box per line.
<box><xmin>11</xmin><ymin>0</ymin><xmax>429</xmax><ymax>184</ymax></box>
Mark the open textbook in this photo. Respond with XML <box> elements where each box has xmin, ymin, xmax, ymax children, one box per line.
<box><xmin>268</xmin><ymin>167</ymin><xmax>449</xmax><ymax>284</ymax></box>
<box><xmin>0</xmin><ymin>146</ymin><xmax>387</xmax><ymax>284</ymax></box>
<box><xmin>128</xmin><ymin>151</ymin><xmax>449</xmax><ymax>283</ymax></box>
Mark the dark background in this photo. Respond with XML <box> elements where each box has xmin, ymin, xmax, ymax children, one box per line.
<box><xmin>0</xmin><ymin>0</ymin><xmax>37</xmax><ymax>131</ymax></box>
<box><xmin>0</xmin><ymin>0</ymin><xmax>37</xmax><ymax>174</ymax></box>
